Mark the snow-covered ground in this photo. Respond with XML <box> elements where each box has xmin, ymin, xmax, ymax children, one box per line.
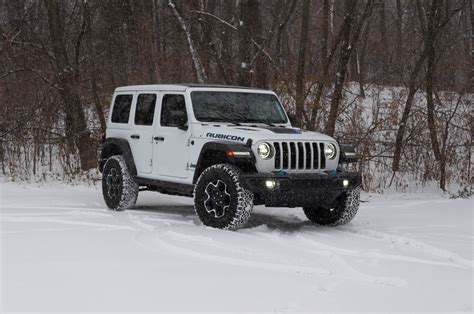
<box><xmin>1</xmin><ymin>182</ymin><xmax>472</xmax><ymax>313</ymax></box>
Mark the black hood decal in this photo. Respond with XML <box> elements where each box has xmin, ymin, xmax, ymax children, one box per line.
<box><xmin>260</xmin><ymin>127</ymin><xmax>302</xmax><ymax>134</ymax></box>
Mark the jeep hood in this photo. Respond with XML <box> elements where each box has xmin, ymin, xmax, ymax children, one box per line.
<box><xmin>197</xmin><ymin>124</ymin><xmax>336</xmax><ymax>143</ymax></box>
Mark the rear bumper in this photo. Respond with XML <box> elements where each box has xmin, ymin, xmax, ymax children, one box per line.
<box><xmin>241</xmin><ymin>171</ymin><xmax>361</xmax><ymax>207</ymax></box>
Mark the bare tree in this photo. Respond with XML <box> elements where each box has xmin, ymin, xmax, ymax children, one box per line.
<box><xmin>325</xmin><ymin>0</ymin><xmax>375</xmax><ymax>136</ymax></box>
<box><xmin>1</xmin><ymin>0</ymin><xmax>471</xmax><ymax>192</ymax></box>
<box><xmin>44</xmin><ymin>0</ymin><xmax>95</xmax><ymax>170</ymax></box>
<box><xmin>295</xmin><ymin>0</ymin><xmax>311</xmax><ymax>127</ymax></box>
<box><xmin>168</xmin><ymin>0</ymin><xmax>207</xmax><ymax>83</ymax></box>
<box><xmin>392</xmin><ymin>0</ymin><xmax>461</xmax><ymax>186</ymax></box>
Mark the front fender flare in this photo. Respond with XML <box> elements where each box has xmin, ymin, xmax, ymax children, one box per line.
<box><xmin>193</xmin><ymin>141</ymin><xmax>257</xmax><ymax>183</ymax></box>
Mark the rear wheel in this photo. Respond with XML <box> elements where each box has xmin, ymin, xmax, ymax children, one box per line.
<box><xmin>194</xmin><ymin>164</ymin><xmax>254</xmax><ymax>230</ymax></box>
<box><xmin>102</xmin><ymin>155</ymin><xmax>138</xmax><ymax>210</ymax></box>
<box><xmin>303</xmin><ymin>188</ymin><xmax>360</xmax><ymax>226</ymax></box>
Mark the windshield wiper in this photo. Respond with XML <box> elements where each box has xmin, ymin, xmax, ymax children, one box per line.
<box><xmin>244</xmin><ymin>118</ymin><xmax>278</xmax><ymax>127</ymax></box>
<box><xmin>259</xmin><ymin>119</ymin><xmax>276</xmax><ymax>127</ymax></box>
<box><xmin>228</xmin><ymin>122</ymin><xmax>242</xmax><ymax>126</ymax></box>
<box><xmin>200</xmin><ymin>116</ymin><xmax>242</xmax><ymax>126</ymax></box>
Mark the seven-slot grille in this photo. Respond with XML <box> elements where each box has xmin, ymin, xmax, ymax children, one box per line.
<box><xmin>273</xmin><ymin>141</ymin><xmax>326</xmax><ymax>170</ymax></box>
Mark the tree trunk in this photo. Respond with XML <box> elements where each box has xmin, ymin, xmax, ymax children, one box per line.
<box><xmin>324</xmin><ymin>2</ymin><xmax>355</xmax><ymax>136</ymax></box>
<box><xmin>252</xmin><ymin>0</ymin><xmax>267</xmax><ymax>88</ymax></box>
<box><xmin>0</xmin><ymin>137</ymin><xmax>4</xmax><ymax>174</ymax></box>
<box><xmin>393</xmin><ymin>0</ymin><xmax>456</xmax><ymax>176</ymax></box>
<box><xmin>379</xmin><ymin>0</ymin><xmax>388</xmax><ymax>81</ymax></box>
<box><xmin>391</xmin><ymin>54</ymin><xmax>427</xmax><ymax>172</ymax></box>
<box><xmin>274</xmin><ymin>0</ymin><xmax>298</xmax><ymax>83</ymax></box>
<box><xmin>395</xmin><ymin>0</ymin><xmax>403</xmax><ymax>84</ymax></box>
<box><xmin>309</xmin><ymin>1</ymin><xmax>358</xmax><ymax>130</ymax></box>
<box><xmin>196</xmin><ymin>0</ymin><xmax>215</xmax><ymax>82</ymax></box>
<box><xmin>321</xmin><ymin>0</ymin><xmax>329</xmax><ymax>69</ymax></box>
<box><xmin>168</xmin><ymin>0</ymin><xmax>207</xmax><ymax>83</ymax></box>
<box><xmin>237</xmin><ymin>0</ymin><xmax>254</xmax><ymax>86</ymax></box>
<box><xmin>425</xmin><ymin>0</ymin><xmax>452</xmax><ymax>191</ymax></box>
<box><xmin>295</xmin><ymin>0</ymin><xmax>311</xmax><ymax>127</ymax></box>
<box><xmin>45</xmin><ymin>0</ymin><xmax>96</xmax><ymax>171</ymax></box>
<box><xmin>84</xmin><ymin>1</ymin><xmax>106</xmax><ymax>131</ymax></box>
<box><xmin>463</xmin><ymin>0</ymin><xmax>473</xmax><ymax>88</ymax></box>
<box><xmin>425</xmin><ymin>0</ymin><xmax>442</xmax><ymax>165</ymax></box>
<box><xmin>325</xmin><ymin>0</ymin><xmax>374</xmax><ymax>136</ymax></box>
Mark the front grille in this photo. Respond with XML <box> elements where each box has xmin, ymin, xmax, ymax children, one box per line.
<box><xmin>273</xmin><ymin>141</ymin><xmax>326</xmax><ymax>170</ymax></box>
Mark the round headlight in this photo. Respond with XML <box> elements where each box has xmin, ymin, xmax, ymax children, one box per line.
<box><xmin>324</xmin><ymin>143</ymin><xmax>337</xmax><ymax>159</ymax></box>
<box><xmin>257</xmin><ymin>142</ymin><xmax>273</xmax><ymax>159</ymax></box>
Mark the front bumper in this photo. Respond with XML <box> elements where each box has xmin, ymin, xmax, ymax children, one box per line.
<box><xmin>241</xmin><ymin>171</ymin><xmax>361</xmax><ymax>207</ymax></box>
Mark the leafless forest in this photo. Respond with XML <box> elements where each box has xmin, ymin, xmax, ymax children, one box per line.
<box><xmin>0</xmin><ymin>0</ymin><xmax>472</xmax><ymax>194</ymax></box>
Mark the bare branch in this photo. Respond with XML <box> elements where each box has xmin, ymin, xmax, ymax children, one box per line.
<box><xmin>169</xmin><ymin>1</ymin><xmax>208</xmax><ymax>83</ymax></box>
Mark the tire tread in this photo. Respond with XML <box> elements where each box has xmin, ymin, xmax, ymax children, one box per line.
<box><xmin>194</xmin><ymin>164</ymin><xmax>253</xmax><ymax>230</ymax></box>
<box><xmin>102</xmin><ymin>155</ymin><xmax>138</xmax><ymax>211</ymax></box>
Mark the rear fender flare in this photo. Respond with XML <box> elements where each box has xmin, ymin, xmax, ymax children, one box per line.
<box><xmin>99</xmin><ymin>138</ymin><xmax>137</xmax><ymax>175</ymax></box>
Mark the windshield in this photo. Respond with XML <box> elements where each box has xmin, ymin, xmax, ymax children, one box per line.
<box><xmin>191</xmin><ymin>91</ymin><xmax>288</xmax><ymax>124</ymax></box>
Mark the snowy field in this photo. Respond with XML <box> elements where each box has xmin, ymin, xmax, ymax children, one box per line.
<box><xmin>1</xmin><ymin>182</ymin><xmax>472</xmax><ymax>313</ymax></box>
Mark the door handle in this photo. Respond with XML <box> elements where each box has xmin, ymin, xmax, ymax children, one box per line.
<box><xmin>130</xmin><ymin>134</ymin><xmax>140</xmax><ymax>139</ymax></box>
<box><xmin>153</xmin><ymin>136</ymin><xmax>165</xmax><ymax>141</ymax></box>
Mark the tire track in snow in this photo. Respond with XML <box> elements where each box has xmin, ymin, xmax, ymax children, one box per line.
<box><xmin>125</xmin><ymin>213</ymin><xmax>408</xmax><ymax>287</ymax></box>
<box><xmin>1</xmin><ymin>216</ymin><xmax>135</xmax><ymax>231</ymax></box>
<box><xmin>335</xmin><ymin>227</ymin><xmax>473</xmax><ymax>269</ymax></box>
<box><xmin>295</xmin><ymin>233</ymin><xmax>468</xmax><ymax>269</ymax></box>
<box><xmin>1</xmin><ymin>210</ymin><xmax>108</xmax><ymax>217</ymax></box>
<box><xmin>126</xmin><ymin>213</ymin><xmax>332</xmax><ymax>275</ymax></box>
<box><xmin>251</xmin><ymin>229</ymin><xmax>406</xmax><ymax>287</ymax></box>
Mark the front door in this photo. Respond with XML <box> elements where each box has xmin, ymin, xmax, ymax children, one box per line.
<box><xmin>129</xmin><ymin>93</ymin><xmax>158</xmax><ymax>174</ymax></box>
<box><xmin>153</xmin><ymin>93</ymin><xmax>190</xmax><ymax>179</ymax></box>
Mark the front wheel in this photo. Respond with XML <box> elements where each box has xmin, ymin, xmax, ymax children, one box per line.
<box><xmin>194</xmin><ymin>164</ymin><xmax>254</xmax><ymax>230</ymax></box>
<box><xmin>102</xmin><ymin>155</ymin><xmax>139</xmax><ymax>210</ymax></box>
<box><xmin>303</xmin><ymin>188</ymin><xmax>360</xmax><ymax>226</ymax></box>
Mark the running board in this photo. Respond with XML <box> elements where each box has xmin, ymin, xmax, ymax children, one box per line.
<box><xmin>134</xmin><ymin>177</ymin><xmax>194</xmax><ymax>197</ymax></box>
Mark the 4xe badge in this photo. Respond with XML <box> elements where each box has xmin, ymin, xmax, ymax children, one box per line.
<box><xmin>206</xmin><ymin>133</ymin><xmax>245</xmax><ymax>142</ymax></box>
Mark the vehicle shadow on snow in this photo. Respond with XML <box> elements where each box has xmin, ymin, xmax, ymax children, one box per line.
<box><xmin>129</xmin><ymin>205</ymin><xmax>316</xmax><ymax>233</ymax></box>
<box><xmin>130</xmin><ymin>205</ymin><xmax>195</xmax><ymax>217</ymax></box>
<box><xmin>246</xmin><ymin>212</ymin><xmax>316</xmax><ymax>232</ymax></box>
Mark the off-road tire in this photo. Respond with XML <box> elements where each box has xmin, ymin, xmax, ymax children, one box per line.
<box><xmin>303</xmin><ymin>187</ymin><xmax>360</xmax><ymax>226</ymax></box>
<box><xmin>102</xmin><ymin>155</ymin><xmax>139</xmax><ymax>211</ymax></box>
<box><xmin>194</xmin><ymin>164</ymin><xmax>254</xmax><ymax>230</ymax></box>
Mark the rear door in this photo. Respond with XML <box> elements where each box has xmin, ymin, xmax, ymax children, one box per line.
<box><xmin>153</xmin><ymin>93</ymin><xmax>190</xmax><ymax>179</ymax></box>
<box><xmin>129</xmin><ymin>93</ymin><xmax>158</xmax><ymax>174</ymax></box>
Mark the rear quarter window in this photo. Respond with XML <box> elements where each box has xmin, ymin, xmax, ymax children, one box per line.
<box><xmin>111</xmin><ymin>94</ymin><xmax>133</xmax><ymax>124</ymax></box>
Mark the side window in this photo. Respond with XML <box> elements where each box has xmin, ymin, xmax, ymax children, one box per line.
<box><xmin>111</xmin><ymin>94</ymin><xmax>133</xmax><ymax>124</ymax></box>
<box><xmin>134</xmin><ymin>94</ymin><xmax>157</xmax><ymax>126</ymax></box>
<box><xmin>161</xmin><ymin>94</ymin><xmax>187</xmax><ymax>127</ymax></box>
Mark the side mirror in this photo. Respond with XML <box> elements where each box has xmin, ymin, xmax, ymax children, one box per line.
<box><xmin>287</xmin><ymin>113</ymin><xmax>297</xmax><ymax>126</ymax></box>
<box><xmin>170</xmin><ymin>110</ymin><xmax>188</xmax><ymax>130</ymax></box>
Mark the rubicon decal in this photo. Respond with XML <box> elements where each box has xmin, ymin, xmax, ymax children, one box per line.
<box><xmin>206</xmin><ymin>133</ymin><xmax>245</xmax><ymax>142</ymax></box>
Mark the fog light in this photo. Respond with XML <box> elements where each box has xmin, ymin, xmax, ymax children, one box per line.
<box><xmin>342</xmin><ymin>179</ymin><xmax>349</xmax><ymax>188</ymax></box>
<box><xmin>265</xmin><ymin>179</ymin><xmax>277</xmax><ymax>190</ymax></box>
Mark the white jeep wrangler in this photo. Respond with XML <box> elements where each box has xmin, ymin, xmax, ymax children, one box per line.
<box><xmin>99</xmin><ymin>84</ymin><xmax>361</xmax><ymax>230</ymax></box>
